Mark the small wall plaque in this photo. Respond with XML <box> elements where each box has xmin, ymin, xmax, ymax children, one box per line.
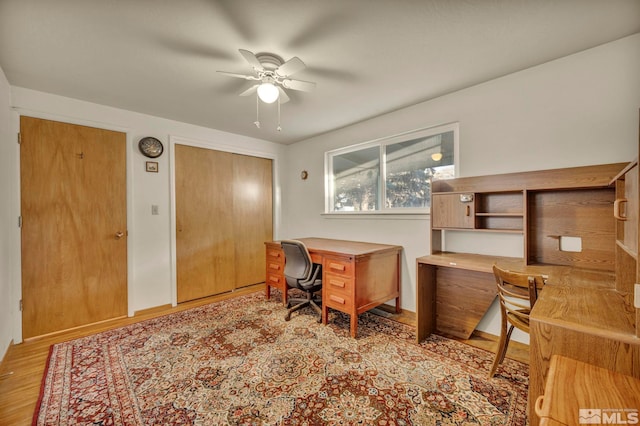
<box><xmin>146</xmin><ymin>161</ymin><xmax>159</xmax><ymax>173</ymax></box>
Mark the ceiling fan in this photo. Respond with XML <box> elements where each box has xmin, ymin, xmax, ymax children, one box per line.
<box><xmin>217</xmin><ymin>49</ymin><xmax>316</xmax><ymax>105</ymax></box>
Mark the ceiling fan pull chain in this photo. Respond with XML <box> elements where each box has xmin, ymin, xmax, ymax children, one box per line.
<box><xmin>277</xmin><ymin>99</ymin><xmax>282</xmax><ymax>132</ymax></box>
<box><xmin>254</xmin><ymin>94</ymin><xmax>260</xmax><ymax>128</ymax></box>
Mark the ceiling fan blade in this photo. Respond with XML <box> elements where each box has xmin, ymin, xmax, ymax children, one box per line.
<box><xmin>239</xmin><ymin>84</ymin><xmax>259</xmax><ymax>97</ymax></box>
<box><xmin>238</xmin><ymin>49</ymin><xmax>264</xmax><ymax>71</ymax></box>
<box><xmin>278</xmin><ymin>87</ymin><xmax>290</xmax><ymax>104</ymax></box>
<box><xmin>275</xmin><ymin>57</ymin><xmax>306</xmax><ymax>77</ymax></box>
<box><xmin>217</xmin><ymin>71</ymin><xmax>260</xmax><ymax>80</ymax></box>
<box><xmin>282</xmin><ymin>78</ymin><xmax>316</xmax><ymax>92</ymax></box>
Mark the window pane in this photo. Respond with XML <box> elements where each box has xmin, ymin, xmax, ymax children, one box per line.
<box><xmin>385</xmin><ymin>131</ymin><xmax>455</xmax><ymax>208</ymax></box>
<box><xmin>332</xmin><ymin>146</ymin><xmax>379</xmax><ymax>211</ymax></box>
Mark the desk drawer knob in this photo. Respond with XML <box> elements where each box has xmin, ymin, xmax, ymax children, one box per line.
<box><xmin>330</xmin><ymin>279</ymin><xmax>345</xmax><ymax>288</ymax></box>
<box><xmin>329</xmin><ymin>263</ymin><xmax>346</xmax><ymax>271</ymax></box>
<box><xmin>329</xmin><ymin>295</ymin><xmax>345</xmax><ymax>304</ymax></box>
<box><xmin>614</xmin><ymin>198</ymin><xmax>628</xmax><ymax>221</ymax></box>
<box><xmin>269</xmin><ymin>276</ymin><xmax>281</xmax><ymax>283</ymax></box>
<box><xmin>534</xmin><ymin>395</ymin><xmax>545</xmax><ymax>417</ymax></box>
<box><xmin>268</xmin><ymin>250</ymin><xmax>282</xmax><ymax>258</ymax></box>
<box><xmin>269</xmin><ymin>263</ymin><xmax>281</xmax><ymax>270</ymax></box>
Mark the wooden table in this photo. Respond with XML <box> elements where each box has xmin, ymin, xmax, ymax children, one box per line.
<box><xmin>265</xmin><ymin>238</ymin><xmax>402</xmax><ymax>337</ymax></box>
<box><xmin>536</xmin><ymin>355</ymin><xmax>640</xmax><ymax>425</ymax></box>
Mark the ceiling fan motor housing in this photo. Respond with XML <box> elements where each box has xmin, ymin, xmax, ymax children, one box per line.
<box><xmin>255</xmin><ymin>53</ymin><xmax>284</xmax><ymax>71</ymax></box>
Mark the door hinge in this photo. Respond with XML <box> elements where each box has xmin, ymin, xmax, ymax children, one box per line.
<box><xmin>17</xmin><ymin>133</ymin><xmax>21</xmax><ymax>144</ymax></box>
<box><xmin>18</xmin><ymin>216</ymin><xmax>22</xmax><ymax>228</ymax></box>
<box><xmin>19</xmin><ymin>299</ymin><xmax>23</xmax><ymax>311</ymax></box>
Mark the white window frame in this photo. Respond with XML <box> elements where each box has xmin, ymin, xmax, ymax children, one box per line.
<box><xmin>324</xmin><ymin>122</ymin><xmax>459</xmax><ymax>215</ymax></box>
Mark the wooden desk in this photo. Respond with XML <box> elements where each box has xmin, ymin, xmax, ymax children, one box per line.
<box><xmin>530</xmin><ymin>274</ymin><xmax>640</xmax><ymax>425</ymax></box>
<box><xmin>536</xmin><ymin>355</ymin><xmax>640</xmax><ymax>425</ymax></box>
<box><xmin>415</xmin><ymin>253</ymin><xmax>530</xmax><ymax>341</ymax></box>
<box><xmin>265</xmin><ymin>238</ymin><xmax>402</xmax><ymax>338</ymax></box>
<box><xmin>415</xmin><ymin>252</ymin><xmax>640</xmax><ymax>424</ymax></box>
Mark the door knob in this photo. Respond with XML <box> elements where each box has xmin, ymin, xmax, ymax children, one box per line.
<box><xmin>115</xmin><ymin>231</ymin><xmax>125</xmax><ymax>240</ymax></box>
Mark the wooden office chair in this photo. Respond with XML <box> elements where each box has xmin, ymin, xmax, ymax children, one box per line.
<box><xmin>281</xmin><ymin>240</ymin><xmax>323</xmax><ymax>323</ymax></box>
<box><xmin>489</xmin><ymin>264</ymin><xmax>545</xmax><ymax>378</ymax></box>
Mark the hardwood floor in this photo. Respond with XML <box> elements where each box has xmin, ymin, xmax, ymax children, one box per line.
<box><xmin>0</xmin><ymin>285</ymin><xmax>528</xmax><ymax>425</ymax></box>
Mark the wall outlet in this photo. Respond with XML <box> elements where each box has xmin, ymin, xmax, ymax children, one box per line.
<box><xmin>635</xmin><ymin>284</ymin><xmax>640</xmax><ymax>309</ymax></box>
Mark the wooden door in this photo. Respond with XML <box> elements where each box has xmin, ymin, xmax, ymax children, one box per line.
<box><xmin>20</xmin><ymin>116</ymin><xmax>127</xmax><ymax>338</ymax></box>
<box><xmin>233</xmin><ymin>154</ymin><xmax>273</xmax><ymax>288</ymax></box>
<box><xmin>175</xmin><ymin>145</ymin><xmax>236</xmax><ymax>302</ymax></box>
<box><xmin>175</xmin><ymin>145</ymin><xmax>273</xmax><ymax>302</ymax></box>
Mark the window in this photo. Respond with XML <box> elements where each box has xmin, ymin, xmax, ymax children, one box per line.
<box><xmin>326</xmin><ymin>123</ymin><xmax>457</xmax><ymax>213</ymax></box>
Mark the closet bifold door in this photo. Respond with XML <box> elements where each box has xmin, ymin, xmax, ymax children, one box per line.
<box><xmin>175</xmin><ymin>145</ymin><xmax>273</xmax><ymax>303</ymax></box>
<box><xmin>233</xmin><ymin>154</ymin><xmax>273</xmax><ymax>289</ymax></box>
<box><xmin>175</xmin><ymin>145</ymin><xmax>235</xmax><ymax>302</ymax></box>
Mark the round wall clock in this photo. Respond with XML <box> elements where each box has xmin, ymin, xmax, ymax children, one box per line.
<box><xmin>138</xmin><ymin>137</ymin><xmax>164</xmax><ymax>158</ymax></box>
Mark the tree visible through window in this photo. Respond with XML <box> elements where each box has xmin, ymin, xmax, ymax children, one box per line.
<box><xmin>326</xmin><ymin>124</ymin><xmax>457</xmax><ymax>213</ymax></box>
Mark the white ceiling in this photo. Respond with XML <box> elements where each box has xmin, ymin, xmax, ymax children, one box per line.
<box><xmin>1</xmin><ymin>0</ymin><xmax>639</xmax><ymax>145</ymax></box>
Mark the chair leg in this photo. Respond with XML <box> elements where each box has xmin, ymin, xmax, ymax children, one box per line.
<box><xmin>489</xmin><ymin>322</ymin><xmax>513</xmax><ymax>378</ymax></box>
<box><xmin>284</xmin><ymin>291</ymin><xmax>322</xmax><ymax>322</ymax></box>
<box><xmin>499</xmin><ymin>325</ymin><xmax>515</xmax><ymax>364</ymax></box>
<box><xmin>309</xmin><ymin>299</ymin><xmax>322</xmax><ymax>323</ymax></box>
<box><xmin>284</xmin><ymin>300</ymin><xmax>310</xmax><ymax>321</ymax></box>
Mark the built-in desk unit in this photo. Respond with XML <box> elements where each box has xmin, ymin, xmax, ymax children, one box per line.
<box><xmin>416</xmin><ymin>159</ymin><xmax>640</xmax><ymax>425</ymax></box>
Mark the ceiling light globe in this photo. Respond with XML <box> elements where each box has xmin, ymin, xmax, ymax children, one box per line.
<box><xmin>257</xmin><ymin>83</ymin><xmax>279</xmax><ymax>104</ymax></box>
<box><xmin>431</xmin><ymin>152</ymin><xmax>443</xmax><ymax>161</ymax></box>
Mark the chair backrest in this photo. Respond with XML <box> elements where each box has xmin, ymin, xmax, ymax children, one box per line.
<box><xmin>281</xmin><ymin>240</ymin><xmax>313</xmax><ymax>281</ymax></box>
<box><xmin>492</xmin><ymin>264</ymin><xmax>546</xmax><ymax>327</ymax></box>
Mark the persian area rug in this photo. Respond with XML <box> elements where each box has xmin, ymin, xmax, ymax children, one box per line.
<box><xmin>35</xmin><ymin>291</ymin><xmax>528</xmax><ymax>425</ymax></box>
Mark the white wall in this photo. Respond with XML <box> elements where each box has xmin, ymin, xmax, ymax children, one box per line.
<box><xmin>6</xmin><ymin>87</ymin><xmax>284</xmax><ymax>343</ymax></box>
<box><xmin>0</xmin><ymin>66</ymin><xmax>17</xmax><ymax>359</ymax></box>
<box><xmin>2</xmin><ymin>34</ymin><xmax>638</xmax><ymax>349</ymax></box>
<box><xmin>281</xmin><ymin>34</ymin><xmax>640</xmax><ymax>342</ymax></box>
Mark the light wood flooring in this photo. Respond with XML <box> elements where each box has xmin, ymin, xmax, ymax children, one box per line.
<box><xmin>0</xmin><ymin>285</ymin><xmax>528</xmax><ymax>425</ymax></box>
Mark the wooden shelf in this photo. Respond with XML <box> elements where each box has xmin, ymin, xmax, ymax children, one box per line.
<box><xmin>475</xmin><ymin>212</ymin><xmax>523</xmax><ymax>217</ymax></box>
<box><xmin>433</xmin><ymin>227</ymin><xmax>524</xmax><ymax>233</ymax></box>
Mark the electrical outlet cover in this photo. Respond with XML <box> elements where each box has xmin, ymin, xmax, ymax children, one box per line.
<box><xmin>635</xmin><ymin>284</ymin><xmax>640</xmax><ymax>309</ymax></box>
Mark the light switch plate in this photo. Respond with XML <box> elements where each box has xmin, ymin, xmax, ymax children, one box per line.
<box><xmin>635</xmin><ymin>284</ymin><xmax>640</xmax><ymax>309</ymax></box>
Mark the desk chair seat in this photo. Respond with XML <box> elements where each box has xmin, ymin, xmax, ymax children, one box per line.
<box><xmin>281</xmin><ymin>240</ymin><xmax>323</xmax><ymax>322</ymax></box>
<box><xmin>489</xmin><ymin>264</ymin><xmax>545</xmax><ymax>378</ymax></box>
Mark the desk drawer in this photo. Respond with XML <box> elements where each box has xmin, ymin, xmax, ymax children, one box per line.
<box><xmin>267</xmin><ymin>262</ymin><xmax>283</xmax><ymax>274</ymax></box>
<box><xmin>266</xmin><ymin>273</ymin><xmax>285</xmax><ymax>288</ymax></box>
<box><xmin>325</xmin><ymin>273</ymin><xmax>354</xmax><ymax>294</ymax></box>
<box><xmin>266</xmin><ymin>248</ymin><xmax>284</xmax><ymax>263</ymax></box>
<box><xmin>324</xmin><ymin>290</ymin><xmax>353</xmax><ymax>310</ymax></box>
<box><xmin>324</xmin><ymin>272</ymin><xmax>354</xmax><ymax>309</ymax></box>
<box><xmin>325</xmin><ymin>258</ymin><xmax>354</xmax><ymax>276</ymax></box>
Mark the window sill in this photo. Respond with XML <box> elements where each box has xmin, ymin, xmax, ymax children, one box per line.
<box><xmin>321</xmin><ymin>212</ymin><xmax>430</xmax><ymax>220</ymax></box>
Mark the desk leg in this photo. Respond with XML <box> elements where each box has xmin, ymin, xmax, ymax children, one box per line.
<box><xmin>416</xmin><ymin>262</ymin><xmax>436</xmax><ymax>343</ymax></box>
<box><xmin>350</xmin><ymin>314</ymin><xmax>358</xmax><ymax>338</ymax></box>
<box><xmin>265</xmin><ymin>282</ymin><xmax>288</xmax><ymax>306</ymax></box>
<box><xmin>322</xmin><ymin>304</ymin><xmax>328</xmax><ymax>325</ymax></box>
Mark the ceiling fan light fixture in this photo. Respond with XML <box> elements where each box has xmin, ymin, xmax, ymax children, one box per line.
<box><xmin>431</xmin><ymin>152</ymin><xmax>443</xmax><ymax>161</ymax></box>
<box><xmin>257</xmin><ymin>82</ymin><xmax>279</xmax><ymax>103</ymax></box>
